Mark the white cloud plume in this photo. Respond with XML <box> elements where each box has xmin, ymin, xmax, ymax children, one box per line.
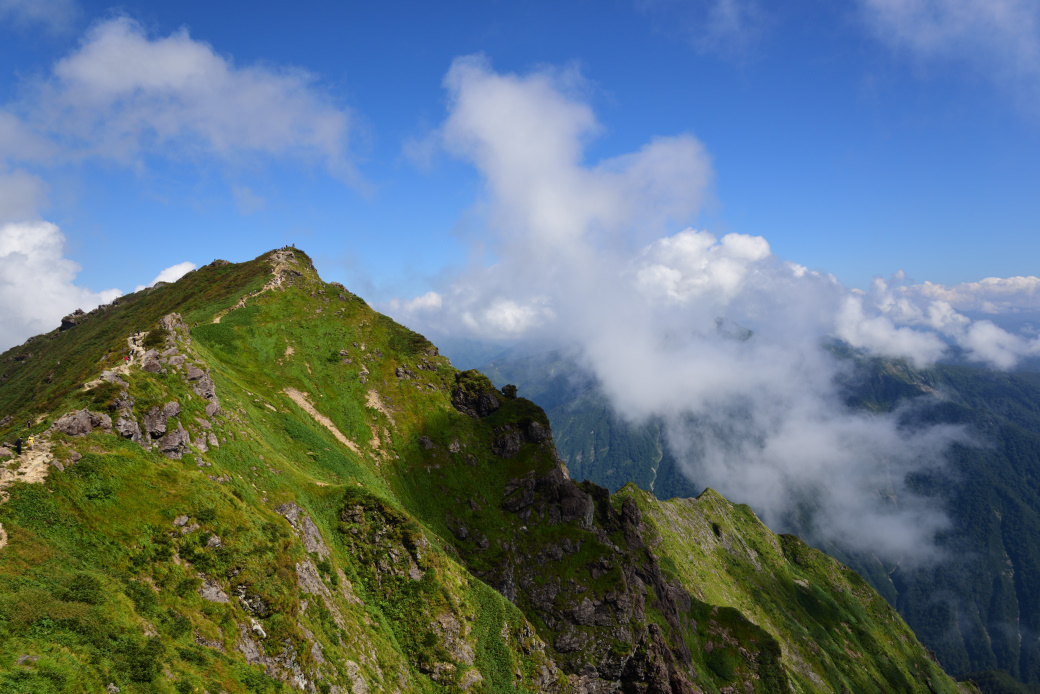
<box><xmin>858</xmin><ymin>0</ymin><xmax>1040</xmax><ymax>91</ymax></box>
<box><xmin>133</xmin><ymin>261</ymin><xmax>197</xmax><ymax>293</ymax></box>
<box><xmin>0</xmin><ymin>221</ymin><xmax>120</xmax><ymax>350</ymax></box>
<box><xmin>16</xmin><ymin>16</ymin><xmax>355</xmax><ymax>180</ymax></box>
<box><xmin>386</xmin><ymin>56</ymin><xmax>1040</xmax><ymax>562</ymax></box>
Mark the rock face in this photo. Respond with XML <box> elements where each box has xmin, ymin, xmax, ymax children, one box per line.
<box><xmin>51</xmin><ymin>410</ymin><xmax>112</xmax><ymax>437</ymax></box>
<box><xmin>60</xmin><ymin>308</ymin><xmax>85</xmax><ymax>331</ymax></box>
<box><xmin>114</xmin><ymin>414</ymin><xmax>143</xmax><ymax>444</ymax></box>
<box><xmin>143</xmin><ymin>406</ymin><xmax>168</xmax><ymax>438</ymax></box>
<box><xmin>276</xmin><ymin>502</ymin><xmax>330</xmax><ymax>559</ymax></box>
<box><xmin>142</xmin><ymin>350</ymin><xmax>163</xmax><ymax>373</ymax></box>
<box><xmin>451</xmin><ymin>370</ymin><xmax>501</xmax><ymax>418</ymax></box>
<box><xmin>159</xmin><ymin>422</ymin><xmax>190</xmax><ymax>459</ymax></box>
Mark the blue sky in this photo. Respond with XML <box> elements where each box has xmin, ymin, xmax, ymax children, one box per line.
<box><xmin>4</xmin><ymin>0</ymin><xmax>1040</xmax><ymax>560</ymax></box>
<box><xmin>1</xmin><ymin>0</ymin><xmax>1039</xmax><ymax>356</ymax></box>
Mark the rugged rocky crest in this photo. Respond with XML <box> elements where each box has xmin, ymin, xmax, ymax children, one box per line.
<box><xmin>0</xmin><ymin>249</ymin><xmax>975</xmax><ymax>693</ymax></box>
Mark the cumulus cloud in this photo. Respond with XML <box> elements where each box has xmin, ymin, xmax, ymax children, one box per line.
<box><xmin>0</xmin><ymin>221</ymin><xmax>120</xmax><ymax>350</ymax></box>
<box><xmin>858</xmin><ymin>0</ymin><xmax>1040</xmax><ymax>92</ymax></box>
<box><xmin>15</xmin><ymin>16</ymin><xmax>355</xmax><ymax>181</ymax></box>
<box><xmin>133</xmin><ymin>261</ymin><xmax>196</xmax><ymax>293</ymax></box>
<box><xmin>383</xmin><ymin>56</ymin><xmax>1040</xmax><ymax>563</ymax></box>
<box><xmin>863</xmin><ymin>274</ymin><xmax>1040</xmax><ymax>368</ymax></box>
<box><xmin>909</xmin><ymin>275</ymin><xmax>1040</xmax><ymax>313</ymax></box>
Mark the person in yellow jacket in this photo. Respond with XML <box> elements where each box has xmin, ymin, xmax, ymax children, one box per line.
<box><xmin>26</xmin><ymin>435</ymin><xmax>33</xmax><ymax>451</ymax></box>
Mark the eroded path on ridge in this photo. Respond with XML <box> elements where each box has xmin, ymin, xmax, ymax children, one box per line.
<box><xmin>0</xmin><ymin>439</ymin><xmax>54</xmax><ymax>501</ymax></box>
<box><xmin>213</xmin><ymin>249</ymin><xmax>298</xmax><ymax>324</ymax></box>
<box><xmin>0</xmin><ymin>438</ymin><xmax>55</xmax><ymax>550</ymax></box>
<box><xmin>282</xmin><ymin>388</ymin><xmax>361</xmax><ymax>456</ymax></box>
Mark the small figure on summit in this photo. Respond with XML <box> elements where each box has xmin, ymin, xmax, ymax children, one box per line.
<box><xmin>27</xmin><ymin>435</ymin><xmax>34</xmax><ymax>451</ymax></box>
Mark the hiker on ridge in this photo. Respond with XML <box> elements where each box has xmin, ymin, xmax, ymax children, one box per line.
<box><xmin>27</xmin><ymin>435</ymin><xmax>34</xmax><ymax>451</ymax></box>
<box><xmin>14</xmin><ymin>438</ymin><xmax>21</xmax><ymax>455</ymax></box>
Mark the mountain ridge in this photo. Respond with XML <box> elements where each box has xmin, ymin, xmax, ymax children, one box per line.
<box><xmin>0</xmin><ymin>248</ymin><xmax>973</xmax><ymax>693</ymax></box>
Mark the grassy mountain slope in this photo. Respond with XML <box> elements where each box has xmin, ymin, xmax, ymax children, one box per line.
<box><xmin>0</xmin><ymin>249</ymin><xmax>971</xmax><ymax>693</ymax></box>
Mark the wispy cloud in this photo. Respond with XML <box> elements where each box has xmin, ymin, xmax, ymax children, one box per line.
<box><xmin>0</xmin><ymin>167</ymin><xmax>49</xmax><ymax>223</ymax></box>
<box><xmin>7</xmin><ymin>16</ymin><xmax>357</xmax><ymax>183</ymax></box>
<box><xmin>636</xmin><ymin>0</ymin><xmax>765</xmax><ymax>58</ymax></box>
<box><xmin>858</xmin><ymin>0</ymin><xmax>1040</xmax><ymax>98</ymax></box>
<box><xmin>0</xmin><ymin>0</ymin><xmax>79</xmax><ymax>34</ymax></box>
<box><xmin>232</xmin><ymin>184</ymin><xmax>266</xmax><ymax>215</ymax></box>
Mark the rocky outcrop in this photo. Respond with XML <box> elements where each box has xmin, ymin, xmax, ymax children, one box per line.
<box><xmin>159</xmin><ymin>313</ymin><xmax>191</xmax><ymax>346</ymax></box>
<box><xmin>60</xmin><ymin>309</ymin><xmax>85</xmax><ymax>331</ymax></box>
<box><xmin>141</xmin><ymin>350</ymin><xmax>163</xmax><ymax>373</ymax></box>
<box><xmin>142</xmin><ymin>401</ymin><xmax>181</xmax><ymax>439</ymax></box>
<box><xmin>492</xmin><ymin>420</ymin><xmax>553</xmax><ymax>459</ymax></box>
<box><xmin>158</xmin><ymin>423</ymin><xmax>189</xmax><ymax>459</ymax></box>
<box><xmin>445</xmin><ymin>458</ymin><xmax>727</xmax><ymax>692</ymax></box>
<box><xmin>114</xmin><ymin>414</ymin><xmax>143</xmax><ymax>444</ymax></box>
<box><xmin>451</xmin><ymin>370</ymin><xmax>501</xmax><ymax>418</ymax></box>
<box><xmin>51</xmin><ymin>410</ymin><xmax>112</xmax><ymax>437</ymax></box>
<box><xmin>276</xmin><ymin>502</ymin><xmax>330</xmax><ymax>559</ymax></box>
<box><xmin>198</xmin><ymin>577</ymin><xmax>230</xmax><ymax>603</ymax></box>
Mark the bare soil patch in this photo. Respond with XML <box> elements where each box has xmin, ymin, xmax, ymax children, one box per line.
<box><xmin>283</xmin><ymin>388</ymin><xmax>361</xmax><ymax>456</ymax></box>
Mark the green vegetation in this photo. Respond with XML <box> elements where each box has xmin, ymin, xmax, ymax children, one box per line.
<box><xmin>0</xmin><ymin>248</ymin><xmax>975</xmax><ymax>692</ymax></box>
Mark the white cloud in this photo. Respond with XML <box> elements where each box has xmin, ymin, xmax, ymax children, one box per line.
<box><xmin>908</xmin><ymin>275</ymin><xmax>1040</xmax><ymax>313</ymax></box>
<box><xmin>133</xmin><ymin>261</ymin><xmax>196</xmax><ymax>293</ymax></box>
<box><xmin>0</xmin><ymin>221</ymin><xmax>120</xmax><ymax>350</ymax></box>
<box><xmin>384</xmin><ymin>56</ymin><xmax>1034</xmax><ymax>563</ymax></box>
<box><xmin>866</xmin><ymin>274</ymin><xmax>1040</xmax><ymax>367</ymax></box>
<box><xmin>20</xmin><ymin>16</ymin><xmax>355</xmax><ymax>181</ymax></box>
<box><xmin>387</xmin><ymin>290</ymin><xmax>442</xmax><ymax>314</ymax></box>
<box><xmin>0</xmin><ymin>111</ymin><xmax>57</xmax><ymax>162</ymax></box>
<box><xmin>858</xmin><ymin>0</ymin><xmax>1040</xmax><ymax>90</ymax></box>
<box><xmin>835</xmin><ymin>293</ymin><xmax>948</xmax><ymax>367</ymax></box>
<box><xmin>0</xmin><ymin>0</ymin><xmax>79</xmax><ymax>33</ymax></box>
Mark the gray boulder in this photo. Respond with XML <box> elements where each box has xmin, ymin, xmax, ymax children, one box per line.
<box><xmin>115</xmin><ymin>415</ymin><xmax>143</xmax><ymax>444</ymax></box>
<box><xmin>143</xmin><ymin>406</ymin><xmax>167</xmax><ymax>438</ymax></box>
<box><xmin>159</xmin><ymin>423</ymin><xmax>190</xmax><ymax>459</ymax></box>
<box><xmin>51</xmin><ymin>410</ymin><xmax>112</xmax><ymax>437</ymax></box>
